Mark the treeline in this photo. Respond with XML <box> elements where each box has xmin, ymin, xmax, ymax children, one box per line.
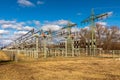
<box><xmin>79</xmin><ymin>23</ymin><xmax>120</xmax><ymax>50</ymax></box>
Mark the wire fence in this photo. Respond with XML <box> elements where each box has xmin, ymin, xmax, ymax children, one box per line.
<box><xmin>2</xmin><ymin>49</ymin><xmax>120</xmax><ymax>62</ymax></box>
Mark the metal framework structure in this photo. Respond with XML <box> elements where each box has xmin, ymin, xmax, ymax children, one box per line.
<box><xmin>3</xmin><ymin>22</ymin><xmax>81</xmax><ymax>58</ymax></box>
<box><xmin>2</xmin><ymin>9</ymin><xmax>120</xmax><ymax>62</ymax></box>
<box><xmin>81</xmin><ymin>8</ymin><xmax>112</xmax><ymax>56</ymax></box>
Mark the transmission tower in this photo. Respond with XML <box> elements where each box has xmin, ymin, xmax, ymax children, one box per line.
<box><xmin>81</xmin><ymin>8</ymin><xmax>112</xmax><ymax>56</ymax></box>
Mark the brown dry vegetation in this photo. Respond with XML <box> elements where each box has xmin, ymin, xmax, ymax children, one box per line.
<box><xmin>0</xmin><ymin>52</ymin><xmax>120</xmax><ymax>80</ymax></box>
<box><xmin>0</xmin><ymin>51</ymin><xmax>10</xmax><ymax>61</ymax></box>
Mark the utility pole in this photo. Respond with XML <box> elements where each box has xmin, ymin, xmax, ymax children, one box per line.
<box><xmin>33</xmin><ymin>33</ymin><xmax>39</xmax><ymax>59</ymax></box>
<box><xmin>81</xmin><ymin>8</ymin><xmax>112</xmax><ymax>56</ymax></box>
<box><xmin>62</xmin><ymin>22</ymin><xmax>77</xmax><ymax>57</ymax></box>
<box><xmin>35</xmin><ymin>34</ymin><xmax>39</xmax><ymax>59</ymax></box>
<box><xmin>41</xmin><ymin>32</ymin><xmax>47</xmax><ymax>58</ymax></box>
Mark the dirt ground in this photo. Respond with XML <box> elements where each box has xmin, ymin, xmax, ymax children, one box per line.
<box><xmin>0</xmin><ymin>52</ymin><xmax>120</xmax><ymax>80</ymax></box>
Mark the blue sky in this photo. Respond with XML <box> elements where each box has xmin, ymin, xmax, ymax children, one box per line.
<box><xmin>0</xmin><ymin>0</ymin><xmax>120</xmax><ymax>46</ymax></box>
<box><xmin>0</xmin><ymin>0</ymin><xmax>120</xmax><ymax>25</ymax></box>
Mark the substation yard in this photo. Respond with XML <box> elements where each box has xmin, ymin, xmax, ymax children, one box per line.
<box><xmin>0</xmin><ymin>52</ymin><xmax>120</xmax><ymax>80</ymax></box>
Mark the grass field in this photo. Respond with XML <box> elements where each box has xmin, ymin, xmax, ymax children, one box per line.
<box><xmin>0</xmin><ymin>52</ymin><xmax>120</xmax><ymax>80</ymax></box>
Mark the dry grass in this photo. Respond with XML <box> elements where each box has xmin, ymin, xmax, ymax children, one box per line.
<box><xmin>0</xmin><ymin>51</ymin><xmax>10</xmax><ymax>61</ymax></box>
<box><xmin>0</xmin><ymin>51</ymin><xmax>120</xmax><ymax>80</ymax></box>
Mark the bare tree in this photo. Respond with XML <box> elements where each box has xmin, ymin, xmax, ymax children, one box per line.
<box><xmin>96</xmin><ymin>23</ymin><xmax>119</xmax><ymax>50</ymax></box>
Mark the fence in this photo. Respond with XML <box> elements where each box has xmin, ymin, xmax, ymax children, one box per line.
<box><xmin>2</xmin><ymin>48</ymin><xmax>120</xmax><ymax>62</ymax></box>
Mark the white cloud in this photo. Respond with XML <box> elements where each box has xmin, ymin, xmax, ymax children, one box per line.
<box><xmin>11</xmin><ymin>30</ymin><xmax>31</xmax><ymax>41</ymax></box>
<box><xmin>26</xmin><ymin>20</ymin><xmax>41</xmax><ymax>30</ymax></box>
<box><xmin>53</xmin><ymin>20</ymin><xmax>70</xmax><ymax>25</ymax></box>
<box><xmin>41</xmin><ymin>20</ymin><xmax>75</xmax><ymax>31</ymax></box>
<box><xmin>17</xmin><ymin>0</ymin><xmax>35</xmax><ymax>7</ymax></box>
<box><xmin>0</xmin><ymin>20</ymin><xmax>16</xmax><ymax>24</ymax></box>
<box><xmin>23</xmin><ymin>26</ymin><xmax>33</xmax><ymax>31</ymax></box>
<box><xmin>0</xmin><ymin>19</ymin><xmax>39</xmax><ymax>46</ymax></box>
<box><xmin>8</xmin><ymin>35</ymin><xmax>21</xmax><ymax>41</ymax></box>
<box><xmin>0</xmin><ymin>30</ymin><xmax>9</xmax><ymax>35</ymax></box>
<box><xmin>0</xmin><ymin>36</ymin><xmax>2</xmax><ymax>38</ymax></box>
<box><xmin>14</xmin><ymin>31</ymin><xmax>28</xmax><ymax>35</ymax></box>
<box><xmin>37</xmin><ymin>1</ymin><xmax>44</xmax><ymax>5</ymax></box>
<box><xmin>1</xmin><ymin>24</ymin><xmax>22</xmax><ymax>30</ymax></box>
<box><xmin>44</xmin><ymin>20</ymin><xmax>70</xmax><ymax>25</ymax></box>
<box><xmin>0</xmin><ymin>20</ymin><xmax>24</xmax><ymax>30</ymax></box>
<box><xmin>33</xmin><ymin>20</ymin><xmax>41</xmax><ymax>26</ymax></box>
<box><xmin>96</xmin><ymin>22</ymin><xmax>107</xmax><ymax>26</ymax></box>
<box><xmin>0</xmin><ymin>40</ymin><xmax>13</xmax><ymax>46</ymax></box>
<box><xmin>0</xmin><ymin>20</ymin><xmax>34</xmax><ymax>31</ymax></box>
<box><xmin>57</xmin><ymin>20</ymin><xmax>70</xmax><ymax>25</ymax></box>
<box><xmin>41</xmin><ymin>24</ymin><xmax>61</xmax><ymax>31</ymax></box>
<box><xmin>1</xmin><ymin>24</ymin><xmax>13</xmax><ymax>28</ymax></box>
